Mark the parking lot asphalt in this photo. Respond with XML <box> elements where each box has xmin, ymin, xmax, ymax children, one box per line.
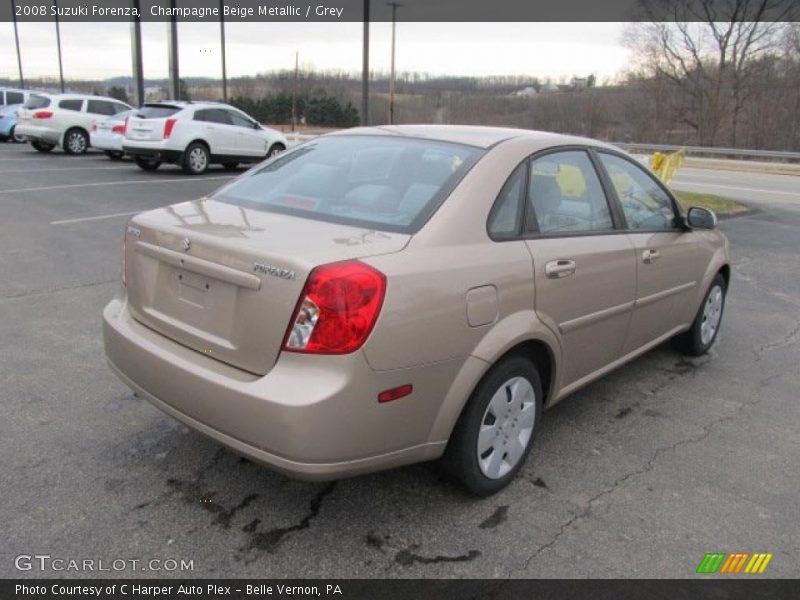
<box><xmin>1</xmin><ymin>142</ymin><xmax>798</xmax><ymax>579</ymax></box>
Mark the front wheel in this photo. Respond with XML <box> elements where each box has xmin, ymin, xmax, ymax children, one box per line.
<box><xmin>64</xmin><ymin>128</ymin><xmax>89</xmax><ymax>155</ymax></box>
<box><xmin>32</xmin><ymin>140</ymin><xmax>55</xmax><ymax>153</ymax></box>
<box><xmin>183</xmin><ymin>142</ymin><xmax>210</xmax><ymax>175</ymax></box>
<box><xmin>134</xmin><ymin>156</ymin><xmax>161</xmax><ymax>171</ymax></box>
<box><xmin>442</xmin><ymin>355</ymin><xmax>543</xmax><ymax>496</ymax></box>
<box><xmin>11</xmin><ymin>126</ymin><xmax>26</xmax><ymax>143</ymax></box>
<box><xmin>266</xmin><ymin>143</ymin><xmax>285</xmax><ymax>159</ymax></box>
<box><xmin>672</xmin><ymin>273</ymin><xmax>726</xmax><ymax>356</ymax></box>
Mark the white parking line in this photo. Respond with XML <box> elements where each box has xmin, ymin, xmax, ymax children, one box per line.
<box><xmin>0</xmin><ymin>166</ymin><xmax>133</xmax><ymax>174</ymax></box>
<box><xmin>672</xmin><ymin>181</ymin><xmax>800</xmax><ymax>197</ymax></box>
<box><xmin>51</xmin><ymin>210</ymin><xmax>142</xmax><ymax>225</ymax></box>
<box><xmin>0</xmin><ymin>175</ymin><xmax>233</xmax><ymax>195</ymax></box>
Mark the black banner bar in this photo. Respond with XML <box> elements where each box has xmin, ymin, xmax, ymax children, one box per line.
<box><xmin>2</xmin><ymin>0</ymin><xmax>799</xmax><ymax>23</ymax></box>
<box><xmin>3</xmin><ymin>579</ymin><xmax>800</xmax><ymax>600</ymax></box>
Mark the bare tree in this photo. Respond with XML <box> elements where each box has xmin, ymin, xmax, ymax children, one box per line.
<box><xmin>626</xmin><ymin>0</ymin><xmax>795</xmax><ymax>145</ymax></box>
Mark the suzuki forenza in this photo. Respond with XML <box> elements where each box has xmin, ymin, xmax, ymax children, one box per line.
<box><xmin>103</xmin><ymin>126</ymin><xmax>729</xmax><ymax>495</ymax></box>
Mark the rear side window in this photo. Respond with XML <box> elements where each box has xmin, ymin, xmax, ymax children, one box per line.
<box><xmin>59</xmin><ymin>99</ymin><xmax>83</xmax><ymax>111</ymax></box>
<box><xmin>527</xmin><ymin>150</ymin><xmax>614</xmax><ymax>234</ymax></box>
<box><xmin>87</xmin><ymin>100</ymin><xmax>116</xmax><ymax>116</ymax></box>
<box><xmin>6</xmin><ymin>91</ymin><xmax>24</xmax><ymax>105</ymax></box>
<box><xmin>488</xmin><ymin>164</ymin><xmax>525</xmax><ymax>240</ymax></box>
<box><xmin>25</xmin><ymin>95</ymin><xmax>51</xmax><ymax>109</ymax></box>
<box><xmin>213</xmin><ymin>136</ymin><xmax>484</xmax><ymax>234</ymax></box>
<box><xmin>0</xmin><ymin>91</ymin><xmax>4</xmax><ymax>106</ymax></box>
<box><xmin>194</xmin><ymin>108</ymin><xmax>232</xmax><ymax>125</ymax></box>
<box><xmin>136</xmin><ymin>105</ymin><xmax>181</xmax><ymax>119</ymax></box>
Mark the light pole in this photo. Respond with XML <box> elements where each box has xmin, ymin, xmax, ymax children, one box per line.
<box><xmin>53</xmin><ymin>0</ymin><xmax>65</xmax><ymax>92</ymax></box>
<box><xmin>130</xmin><ymin>0</ymin><xmax>144</xmax><ymax>107</ymax></box>
<box><xmin>361</xmin><ymin>0</ymin><xmax>370</xmax><ymax>126</ymax></box>
<box><xmin>11</xmin><ymin>0</ymin><xmax>24</xmax><ymax>88</ymax></box>
<box><xmin>167</xmin><ymin>0</ymin><xmax>180</xmax><ymax>100</ymax></box>
<box><xmin>387</xmin><ymin>2</ymin><xmax>402</xmax><ymax>125</ymax></box>
<box><xmin>219</xmin><ymin>0</ymin><xmax>227</xmax><ymax>102</ymax></box>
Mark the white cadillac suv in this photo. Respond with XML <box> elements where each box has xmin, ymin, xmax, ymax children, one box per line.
<box><xmin>122</xmin><ymin>101</ymin><xmax>288</xmax><ymax>174</ymax></box>
<box><xmin>16</xmin><ymin>93</ymin><xmax>132</xmax><ymax>154</ymax></box>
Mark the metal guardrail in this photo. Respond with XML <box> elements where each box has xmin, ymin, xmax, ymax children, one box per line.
<box><xmin>614</xmin><ymin>142</ymin><xmax>800</xmax><ymax>163</ymax></box>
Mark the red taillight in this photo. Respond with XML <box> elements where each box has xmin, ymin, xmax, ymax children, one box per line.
<box><xmin>163</xmin><ymin>118</ymin><xmax>177</xmax><ymax>139</ymax></box>
<box><xmin>112</xmin><ymin>116</ymin><xmax>128</xmax><ymax>135</ymax></box>
<box><xmin>33</xmin><ymin>111</ymin><xmax>53</xmax><ymax>119</ymax></box>
<box><xmin>283</xmin><ymin>260</ymin><xmax>386</xmax><ymax>354</ymax></box>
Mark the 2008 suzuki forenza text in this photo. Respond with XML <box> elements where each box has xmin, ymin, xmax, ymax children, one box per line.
<box><xmin>103</xmin><ymin>126</ymin><xmax>730</xmax><ymax>495</ymax></box>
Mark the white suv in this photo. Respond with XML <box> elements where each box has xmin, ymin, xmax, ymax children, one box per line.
<box><xmin>16</xmin><ymin>93</ymin><xmax>132</xmax><ymax>154</ymax></box>
<box><xmin>123</xmin><ymin>102</ymin><xmax>288</xmax><ymax>174</ymax></box>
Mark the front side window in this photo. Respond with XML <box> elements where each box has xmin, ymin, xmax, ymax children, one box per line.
<box><xmin>226</xmin><ymin>110</ymin><xmax>255</xmax><ymax>129</ymax></box>
<box><xmin>213</xmin><ymin>136</ymin><xmax>483</xmax><ymax>233</ymax></box>
<box><xmin>527</xmin><ymin>150</ymin><xmax>614</xmax><ymax>234</ymax></box>
<box><xmin>59</xmin><ymin>99</ymin><xmax>83</xmax><ymax>111</ymax></box>
<box><xmin>87</xmin><ymin>100</ymin><xmax>116</xmax><ymax>116</ymax></box>
<box><xmin>598</xmin><ymin>152</ymin><xmax>677</xmax><ymax>230</ymax></box>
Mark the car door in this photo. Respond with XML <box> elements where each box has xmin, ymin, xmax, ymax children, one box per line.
<box><xmin>194</xmin><ymin>108</ymin><xmax>236</xmax><ymax>155</ymax></box>
<box><xmin>594</xmin><ymin>151</ymin><xmax>711</xmax><ymax>355</ymax></box>
<box><xmin>520</xmin><ymin>149</ymin><xmax>637</xmax><ymax>388</ymax></box>
<box><xmin>224</xmin><ymin>109</ymin><xmax>267</xmax><ymax>158</ymax></box>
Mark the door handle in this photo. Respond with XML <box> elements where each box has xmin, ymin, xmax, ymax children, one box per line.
<box><xmin>642</xmin><ymin>249</ymin><xmax>661</xmax><ymax>264</ymax></box>
<box><xmin>545</xmin><ymin>259</ymin><xmax>576</xmax><ymax>279</ymax></box>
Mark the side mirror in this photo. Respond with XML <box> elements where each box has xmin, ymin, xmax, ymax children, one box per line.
<box><xmin>686</xmin><ymin>206</ymin><xmax>717</xmax><ymax>229</ymax></box>
<box><xmin>253</xmin><ymin>122</ymin><xmax>261</xmax><ymax>130</ymax></box>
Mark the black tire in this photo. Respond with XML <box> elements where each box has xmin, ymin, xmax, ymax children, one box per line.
<box><xmin>32</xmin><ymin>140</ymin><xmax>55</xmax><ymax>153</ymax></box>
<box><xmin>134</xmin><ymin>156</ymin><xmax>161</xmax><ymax>171</ymax></box>
<box><xmin>672</xmin><ymin>273</ymin><xmax>726</xmax><ymax>356</ymax></box>
<box><xmin>105</xmin><ymin>151</ymin><xmax>124</xmax><ymax>161</ymax></box>
<box><xmin>442</xmin><ymin>355</ymin><xmax>543</xmax><ymax>496</ymax></box>
<box><xmin>182</xmin><ymin>142</ymin><xmax>210</xmax><ymax>175</ymax></box>
<box><xmin>222</xmin><ymin>161</ymin><xmax>239</xmax><ymax>170</ymax></box>
<box><xmin>63</xmin><ymin>128</ymin><xmax>89</xmax><ymax>155</ymax></box>
<box><xmin>11</xmin><ymin>126</ymin><xmax>26</xmax><ymax>143</ymax></box>
<box><xmin>266</xmin><ymin>143</ymin><xmax>286</xmax><ymax>159</ymax></box>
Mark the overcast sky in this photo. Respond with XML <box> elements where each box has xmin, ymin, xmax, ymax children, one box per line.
<box><xmin>0</xmin><ymin>22</ymin><xmax>630</xmax><ymax>82</ymax></box>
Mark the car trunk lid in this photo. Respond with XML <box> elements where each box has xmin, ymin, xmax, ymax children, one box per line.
<box><xmin>124</xmin><ymin>199</ymin><xmax>410</xmax><ymax>375</ymax></box>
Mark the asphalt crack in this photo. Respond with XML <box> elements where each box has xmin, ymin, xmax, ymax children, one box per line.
<box><xmin>237</xmin><ymin>482</ymin><xmax>336</xmax><ymax>561</ymax></box>
<box><xmin>753</xmin><ymin>320</ymin><xmax>800</xmax><ymax>362</ymax></box>
<box><xmin>395</xmin><ymin>548</ymin><xmax>481</xmax><ymax>566</ymax></box>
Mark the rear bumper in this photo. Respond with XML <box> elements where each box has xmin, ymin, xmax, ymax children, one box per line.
<box><xmin>123</xmin><ymin>140</ymin><xmax>182</xmax><ymax>163</ymax></box>
<box><xmin>102</xmin><ymin>296</ymin><xmax>450</xmax><ymax>480</ymax></box>
<box><xmin>16</xmin><ymin>123</ymin><xmax>60</xmax><ymax>145</ymax></box>
<box><xmin>90</xmin><ymin>131</ymin><xmax>123</xmax><ymax>153</ymax></box>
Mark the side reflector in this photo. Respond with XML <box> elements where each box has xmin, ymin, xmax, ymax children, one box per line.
<box><xmin>378</xmin><ymin>384</ymin><xmax>413</xmax><ymax>403</ymax></box>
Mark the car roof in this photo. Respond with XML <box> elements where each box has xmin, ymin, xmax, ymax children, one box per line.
<box><xmin>330</xmin><ymin>124</ymin><xmax>618</xmax><ymax>152</ymax></box>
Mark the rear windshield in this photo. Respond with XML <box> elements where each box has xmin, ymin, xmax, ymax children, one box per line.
<box><xmin>24</xmin><ymin>95</ymin><xmax>51</xmax><ymax>109</ymax></box>
<box><xmin>212</xmin><ymin>136</ymin><xmax>484</xmax><ymax>233</ymax></box>
<box><xmin>136</xmin><ymin>105</ymin><xmax>181</xmax><ymax>119</ymax></box>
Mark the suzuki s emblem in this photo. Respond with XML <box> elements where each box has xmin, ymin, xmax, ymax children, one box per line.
<box><xmin>181</xmin><ymin>238</ymin><xmax>192</xmax><ymax>252</ymax></box>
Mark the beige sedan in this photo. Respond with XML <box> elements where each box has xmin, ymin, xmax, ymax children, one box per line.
<box><xmin>103</xmin><ymin>126</ymin><xmax>729</xmax><ymax>495</ymax></box>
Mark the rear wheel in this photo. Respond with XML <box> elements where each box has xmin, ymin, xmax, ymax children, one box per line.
<box><xmin>104</xmin><ymin>151</ymin><xmax>124</xmax><ymax>161</ymax></box>
<box><xmin>442</xmin><ymin>355</ymin><xmax>542</xmax><ymax>496</ymax></box>
<box><xmin>64</xmin><ymin>128</ymin><xmax>89</xmax><ymax>155</ymax></box>
<box><xmin>672</xmin><ymin>273</ymin><xmax>726</xmax><ymax>356</ymax></box>
<box><xmin>11</xmin><ymin>126</ymin><xmax>25</xmax><ymax>143</ymax></box>
<box><xmin>183</xmin><ymin>142</ymin><xmax>209</xmax><ymax>175</ymax></box>
<box><xmin>134</xmin><ymin>156</ymin><xmax>161</xmax><ymax>171</ymax></box>
<box><xmin>32</xmin><ymin>140</ymin><xmax>55</xmax><ymax>153</ymax></box>
<box><xmin>266</xmin><ymin>143</ymin><xmax>285</xmax><ymax>159</ymax></box>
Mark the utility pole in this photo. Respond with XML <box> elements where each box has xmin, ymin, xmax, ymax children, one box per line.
<box><xmin>53</xmin><ymin>0</ymin><xmax>65</xmax><ymax>92</ymax></box>
<box><xmin>387</xmin><ymin>2</ymin><xmax>402</xmax><ymax>125</ymax></box>
<box><xmin>291</xmin><ymin>51</ymin><xmax>299</xmax><ymax>132</ymax></box>
<box><xmin>361</xmin><ymin>0</ymin><xmax>370</xmax><ymax>126</ymax></box>
<box><xmin>219</xmin><ymin>0</ymin><xmax>227</xmax><ymax>102</ymax></box>
<box><xmin>11</xmin><ymin>0</ymin><xmax>24</xmax><ymax>88</ymax></box>
<box><xmin>167</xmin><ymin>0</ymin><xmax>180</xmax><ymax>100</ymax></box>
<box><xmin>130</xmin><ymin>0</ymin><xmax>144</xmax><ymax>107</ymax></box>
